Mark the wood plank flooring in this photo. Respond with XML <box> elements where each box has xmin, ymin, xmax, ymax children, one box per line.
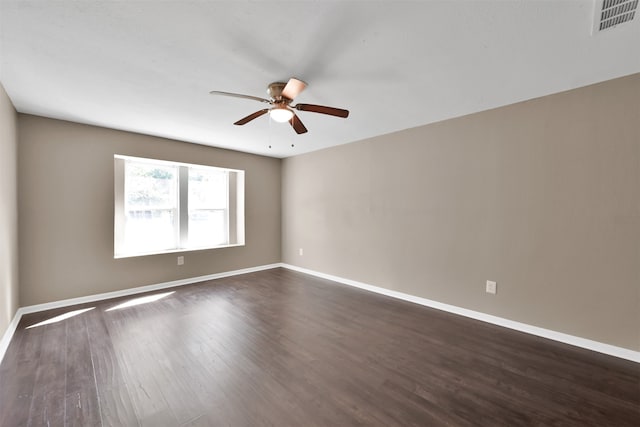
<box><xmin>0</xmin><ymin>268</ymin><xmax>638</xmax><ymax>426</ymax></box>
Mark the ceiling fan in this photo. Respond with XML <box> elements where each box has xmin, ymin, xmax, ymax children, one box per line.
<box><xmin>209</xmin><ymin>78</ymin><xmax>349</xmax><ymax>134</ymax></box>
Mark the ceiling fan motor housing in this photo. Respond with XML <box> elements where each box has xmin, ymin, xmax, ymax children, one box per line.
<box><xmin>267</xmin><ymin>82</ymin><xmax>288</xmax><ymax>101</ymax></box>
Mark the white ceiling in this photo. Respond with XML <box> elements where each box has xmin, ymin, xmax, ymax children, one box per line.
<box><xmin>1</xmin><ymin>1</ymin><xmax>638</xmax><ymax>158</ymax></box>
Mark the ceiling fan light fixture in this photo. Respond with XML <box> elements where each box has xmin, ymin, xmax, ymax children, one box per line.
<box><xmin>270</xmin><ymin>106</ymin><xmax>294</xmax><ymax>123</ymax></box>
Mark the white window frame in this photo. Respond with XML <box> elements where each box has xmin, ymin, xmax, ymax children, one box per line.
<box><xmin>114</xmin><ymin>155</ymin><xmax>245</xmax><ymax>258</ymax></box>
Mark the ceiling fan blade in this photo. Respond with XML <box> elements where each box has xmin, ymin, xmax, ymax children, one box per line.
<box><xmin>294</xmin><ymin>103</ymin><xmax>349</xmax><ymax>118</ymax></box>
<box><xmin>210</xmin><ymin>90</ymin><xmax>271</xmax><ymax>104</ymax></box>
<box><xmin>289</xmin><ymin>113</ymin><xmax>308</xmax><ymax>134</ymax></box>
<box><xmin>281</xmin><ymin>78</ymin><xmax>307</xmax><ymax>100</ymax></box>
<box><xmin>234</xmin><ymin>109</ymin><xmax>269</xmax><ymax>126</ymax></box>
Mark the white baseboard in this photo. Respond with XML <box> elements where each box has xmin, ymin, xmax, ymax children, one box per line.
<box><xmin>0</xmin><ymin>263</ymin><xmax>280</xmax><ymax>364</ymax></box>
<box><xmin>0</xmin><ymin>310</ymin><xmax>22</xmax><ymax>366</ymax></box>
<box><xmin>281</xmin><ymin>263</ymin><xmax>640</xmax><ymax>363</ymax></box>
<box><xmin>3</xmin><ymin>262</ymin><xmax>638</xmax><ymax>365</ymax></box>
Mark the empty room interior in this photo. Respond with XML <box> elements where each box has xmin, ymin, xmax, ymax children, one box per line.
<box><xmin>0</xmin><ymin>1</ymin><xmax>639</xmax><ymax>426</ymax></box>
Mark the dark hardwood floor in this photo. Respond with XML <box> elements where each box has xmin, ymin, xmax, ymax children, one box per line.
<box><xmin>0</xmin><ymin>268</ymin><xmax>638</xmax><ymax>426</ymax></box>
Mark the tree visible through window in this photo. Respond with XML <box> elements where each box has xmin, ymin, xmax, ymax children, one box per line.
<box><xmin>124</xmin><ymin>162</ymin><xmax>178</xmax><ymax>253</ymax></box>
<box><xmin>114</xmin><ymin>155</ymin><xmax>244</xmax><ymax>257</ymax></box>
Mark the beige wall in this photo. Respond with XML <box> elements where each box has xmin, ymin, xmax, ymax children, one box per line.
<box><xmin>0</xmin><ymin>83</ymin><xmax>19</xmax><ymax>337</ymax></box>
<box><xmin>18</xmin><ymin>115</ymin><xmax>281</xmax><ymax>306</ymax></box>
<box><xmin>10</xmin><ymin>74</ymin><xmax>640</xmax><ymax>353</ymax></box>
<box><xmin>282</xmin><ymin>74</ymin><xmax>640</xmax><ymax>351</ymax></box>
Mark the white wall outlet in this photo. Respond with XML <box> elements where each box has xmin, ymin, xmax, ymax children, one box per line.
<box><xmin>177</xmin><ymin>256</ymin><xmax>184</xmax><ymax>266</ymax></box>
<box><xmin>298</xmin><ymin>248</ymin><xmax>303</xmax><ymax>256</ymax></box>
<box><xmin>486</xmin><ymin>280</ymin><xmax>497</xmax><ymax>294</ymax></box>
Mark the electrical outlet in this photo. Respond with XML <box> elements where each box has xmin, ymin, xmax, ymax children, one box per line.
<box><xmin>177</xmin><ymin>256</ymin><xmax>184</xmax><ymax>266</ymax></box>
<box><xmin>486</xmin><ymin>280</ymin><xmax>497</xmax><ymax>295</ymax></box>
<box><xmin>298</xmin><ymin>248</ymin><xmax>303</xmax><ymax>256</ymax></box>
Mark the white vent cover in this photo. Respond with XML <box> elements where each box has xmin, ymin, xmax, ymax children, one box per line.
<box><xmin>593</xmin><ymin>0</ymin><xmax>638</xmax><ymax>33</ymax></box>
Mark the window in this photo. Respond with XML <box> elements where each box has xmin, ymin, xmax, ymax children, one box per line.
<box><xmin>114</xmin><ymin>155</ymin><xmax>244</xmax><ymax>258</ymax></box>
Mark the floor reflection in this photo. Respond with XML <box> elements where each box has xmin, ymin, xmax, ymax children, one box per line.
<box><xmin>105</xmin><ymin>291</ymin><xmax>175</xmax><ymax>311</ymax></box>
<box><xmin>26</xmin><ymin>307</ymin><xmax>95</xmax><ymax>329</ymax></box>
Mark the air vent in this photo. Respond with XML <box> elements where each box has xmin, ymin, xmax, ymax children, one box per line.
<box><xmin>593</xmin><ymin>0</ymin><xmax>638</xmax><ymax>33</ymax></box>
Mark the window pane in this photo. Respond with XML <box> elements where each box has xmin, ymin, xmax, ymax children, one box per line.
<box><xmin>188</xmin><ymin>210</ymin><xmax>227</xmax><ymax>247</ymax></box>
<box><xmin>125</xmin><ymin>209</ymin><xmax>177</xmax><ymax>253</ymax></box>
<box><xmin>126</xmin><ymin>162</ymin><xmax>177</xmax><ymax>209</ymax></box>
<box><xmin>124</xmin><ymin>161</ymin><xmax>178</xmax><ymax>252</ymax></box>
<box><xmin>188</xmin><ymin>168</ymin><xmax>228</xmax><ymax>247</ymax></box>
<box><xmin>188</xmin><ymin>168</ymin><xmax>227</xmax><ymax>210</ymax></box>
